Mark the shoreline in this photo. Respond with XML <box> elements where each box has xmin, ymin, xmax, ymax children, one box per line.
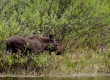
<box><xmin>0</xmin><ymin>73</ymin><xmax>110</xmax><ymax>77</ymax></box>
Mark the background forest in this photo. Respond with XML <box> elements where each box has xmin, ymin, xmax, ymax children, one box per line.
<box><xmin>0</xmin><ymin>0</ymin><xmax>110</xmax><ymax>75</ymax></box>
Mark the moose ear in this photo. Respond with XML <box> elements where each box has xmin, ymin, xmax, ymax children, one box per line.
<box><xmin>48</xmin><ymin>34</ymin><xmax>53</xmax><ymax>39</ymax></box>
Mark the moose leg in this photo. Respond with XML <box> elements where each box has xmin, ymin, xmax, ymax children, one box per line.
<box><xmin>12</xmin><ymin>48</ymin><xmax>18</xmax><ymax>53</ymax></box>
<box><xmin>6</xmin><ymin>43</ymin><xmax>11</xmax><ymax>53</ymax></box>
<box><xmin>49</xmin><ymin>50</ymin><xmax>52</xmax><ymax>55</ymax></box>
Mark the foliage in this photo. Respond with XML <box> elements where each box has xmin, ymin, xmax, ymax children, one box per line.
<box><xmin>0</xmin><ymin>0</ymin><xmax>110</xmax><ymax>75</ymax></box>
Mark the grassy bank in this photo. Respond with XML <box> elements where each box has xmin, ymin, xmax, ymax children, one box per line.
<box><xmin>0</xmin><ymin>47</ymin><xmax>110</xmax><ymax>76</ymax></box>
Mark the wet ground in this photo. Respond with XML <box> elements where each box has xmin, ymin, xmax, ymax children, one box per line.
<box><xmin>0</xmin><ymin>74</ymin><xmax>110</xmax><ymax>80</ymax></box>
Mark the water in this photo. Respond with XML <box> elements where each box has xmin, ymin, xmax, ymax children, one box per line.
<box><xmin>0</xmin><ymin>75</ymin><xmax>110</xmax><ymax>80</ymax></box>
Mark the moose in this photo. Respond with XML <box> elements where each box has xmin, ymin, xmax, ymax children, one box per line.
<box><xmin>6</xmin><ymin>34</ymin><xmax>61</xmax><ymax>56</ymax></box>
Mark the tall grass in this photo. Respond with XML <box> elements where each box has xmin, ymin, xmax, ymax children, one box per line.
<box><xmin>0</xmin><ymin>48</ymin><xmax>110</xmax><ymax>75</ymax></box>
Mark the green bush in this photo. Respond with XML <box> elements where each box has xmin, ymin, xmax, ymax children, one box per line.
<box><xmin>0</xmin><ymin>0</ymin><xmax>110</xmax><ymax>75</ymax></box>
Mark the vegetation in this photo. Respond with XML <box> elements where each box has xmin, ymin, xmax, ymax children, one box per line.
<box><xmin>0</xmin><ymin>0</ymin><xmax>110</xmax><ymax>76</ymax></box>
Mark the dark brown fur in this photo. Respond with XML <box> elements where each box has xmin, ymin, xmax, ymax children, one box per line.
<box><xmin>27</xmin><ymin>34</ymin><xmax>61</xmax><ymax>55</ymax></box>
<box><xmin>6</xmin><ymin>36</ymin><xmax>31</xmax><ymax>55</ymax></box>
<box><xmin>6</xmin><ymin>34</ymin><xmax>61</xmax><ymax>55</ymax></box>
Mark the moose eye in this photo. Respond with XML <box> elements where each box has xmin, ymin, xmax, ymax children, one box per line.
<box><xmin>54</xmin><ymin>41</ymin><xmax>58</xmax><ymax>44</ymax></box>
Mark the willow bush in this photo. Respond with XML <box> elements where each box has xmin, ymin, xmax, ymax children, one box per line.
<box><xmin>0</xmin><ymin>0</ymin><xmax>110</xmax><ymax>74</ymax></box>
